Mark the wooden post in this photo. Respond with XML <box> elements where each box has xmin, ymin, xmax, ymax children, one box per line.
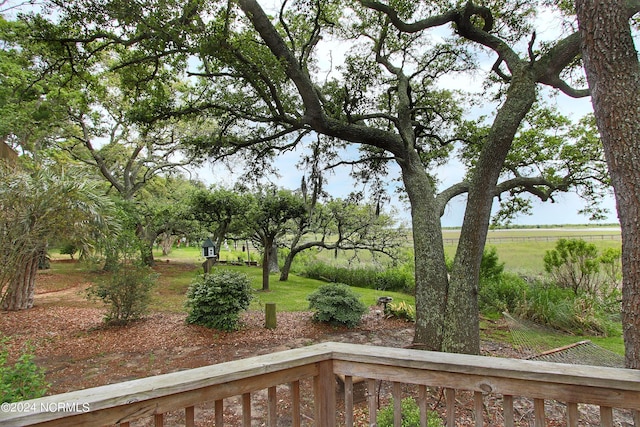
<box><xmin>202</xmin><ymin>258</ymin><xmax>215</xmax><ymax>274</ymax></box>
<box><xmin>265</xmin><ymin>303</ymin><xmax>277</xmax><ymax>329</ymax></box>
<box><xmin>313</xmin><ymin>360</ymin><xmax>335</xmax><ymax>427</ymax></box>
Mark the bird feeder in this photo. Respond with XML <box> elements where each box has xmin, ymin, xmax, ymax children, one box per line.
<box><xmin>201</xmin><ymin>238</ymin><xmax>217</xmax><ymax>259</ymax></box>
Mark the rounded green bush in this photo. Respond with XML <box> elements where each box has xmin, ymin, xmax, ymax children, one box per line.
<box><xmin>307</xmin><ymin>283</ymin><xmax>367</xmax><ymax>328</ymax></box>
<box><xmin>185</xmin><ymin>270</ymin><xmax>253</xmax><ymax>331</ymax></box>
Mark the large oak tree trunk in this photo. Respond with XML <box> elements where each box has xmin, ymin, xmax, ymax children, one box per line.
<box><xmin>445</xmin><ymin>72</ymin><xmax>536</xmax><ymax>354</ymax></box>
<box><xmin>400</xmin><ymin>153</ymin><xmax>449</xmax><ymax>351</ymax></box>
<box><xmin>2</xmin><ymin>252</ymin><xmax>39</xmax><ymax>310</ymax></box>
<box><xmin>576</xmin><ymin>0</ymin><xmax>640</xmax><ymax>369</ymax></box>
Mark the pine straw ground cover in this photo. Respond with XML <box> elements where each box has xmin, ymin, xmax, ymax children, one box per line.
<box><xmin>0</xmin><ymin>262</ymin><xmax>633</xmax><ymax>426</ymax></box>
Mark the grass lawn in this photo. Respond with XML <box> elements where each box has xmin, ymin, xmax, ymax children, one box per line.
<box><xmin>214</xmin><ymin>264</ymin><xmax>415</xmax><ymax>312</ymax></box>
<box><xmin>146</xmin><ymin>261</ymin><xmax>414</xmax><ymax>313</ymax></box>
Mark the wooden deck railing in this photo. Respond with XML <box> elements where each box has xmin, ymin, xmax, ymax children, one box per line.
<box><xmin>1</xmin><ymin>341</ymin><xmax>639</xmax><ymax>426</ymax></box>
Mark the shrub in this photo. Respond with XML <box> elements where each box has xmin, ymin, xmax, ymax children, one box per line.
<box><xmin>514</xmin><ymin>283</ymin><xmax>617</xmax><ymax>336</ymax></box>
<box><xmin>302</xmin><ymin>262</ymin><xmax>414</xmax><ymax>293</ymax></box>
<box><xmin>59</xmin><ymin>242</ymin><xmax>79</xmax><ymax>259</ymax></box>
<box><xmin>478</xmin><ymin>273</ymin><xmax>529</xmax><ymax>316</ymax></box>
<box><xmin>374</xmin><ymin>268</ymin><xmax>415</xmax><ymax>293</ymax></box>
<box><xmin>377</xmin><ymin>397</ymin><xmax>443</xmax><ymax>427</ymax></box>
<box><xmin>479</xmin><ymin>246</ymin><xmax>505</xmax><ymax>282</ymax></box>
<box><xmin>87</xmin><ymin>263</ymin><xmax>157</xmax><ymax>324</ymax></box>
<box><xmin>0</xmin><ymin>339</ymin><xmax>48</xmax><ymax>403</ymax></box>
<box><xmin>385</xmin><ymin>301</ymin><xmax>416</xmax><ymax>322</ymax></box>
<box><xmin>185</xmin><ymin>270</ymin><xmax>253</xmax><ymax>331</ymax></box>
<box><xmin>307</xmin><ymin>283</ymin><xmax>367</xmax><ymax>328</ymax></box>
<box><xmin>543</xmin><ymin>238</ymin><xmax>600</xmax><ymax>295</ymax></box>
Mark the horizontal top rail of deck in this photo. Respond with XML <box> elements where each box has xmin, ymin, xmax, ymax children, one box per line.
<box><xmin>327</xmin><ymin>342</ymin><xmax>640</xmax><ymax>410</ymax></box>
<box><xmin>0</xmin><ymin>345</ymin><xmax>332</xmax><ymax>427</ymax></box>
<box><xmin>2</xmin><ymin>342</ymin><xmax>639</xmax><ymax>427</ymax></box>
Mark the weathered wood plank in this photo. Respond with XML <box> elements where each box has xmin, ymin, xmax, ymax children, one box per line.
<box><xmin>567</xmin><ymin>402</ymin><xmax>578</xmax><ymax>427</ymax></box>
<box><xmin>3</xmin><ymin>364</ymin><xmax>318</xmax><ymax>427</ymax></box>
<box><xmin>600</xmin><ymin>406</ymin><xmax>613</xmax><ymax>427</ymax></box>
<box><xmin>268</xmin><ymin>386</ymin><xmax>277</xmax><ymax>427</ymax></box>
<box><xmin>215</xmin><ymin>400</ymin><xmax>223</xmax><ymax>426</ymax></box>
<box><xmin>445</xmin><ymin>388</ymin><xmax>456</xmax><ymax>427</ymax></box>
<box><xmin>331</xmin><ymin>359</ymin><xmax>640</xmax><ymax>410</ymax></box>
<box><xmin>185</xmin><ymin>406</ymin><xmax>194</xmax><ymax>427</ymax></box>
<box><xmin>242</xmin><ymin>393</ymin><xmax>251</xmax><ymax>427</ymax></box>
<box><xmin>418</xmin><ymin>385</ymin><xmax>427</xmax><ymax>427</ymax></box>
<box><xmin>393</xmin><ymin>382</ymin><xmax>402</xmax><ymax>427</ymax></box>
<box><xmin>345</xmin><ymin>376</ymin><xmax>354</xmax><ymax>427</ymax></box>
<box><xmin>313</xmin><ymin>360</ymin><xmax>335</xmax><ymax>427</ymax></box>
<box><xmin>291</xmin><ymin>380</ymin><xmax>301</xmax><ymax>427</ymax></box>
<box><xmin>328</xmin><ymin>342</ymin><xmax>640</xmax><ymax>393</ymax></box>
<box><xmin>503</xmin><ymin>395</ymin><xmax>514</xmax><ymax>427</ymax></box>
<box><xmin>533</xmin><ymin>398</ymin><xmax>545</xmax><ymax>427</ymax></box>
<box><xmin>367</xmin><ymin>379</ymin><xmax>377</xmax><ymax>427</ymax></box>
<box><xmin>474</xmin><ymin>391</ymin><xmax>483</xmax><ymax>427</ymax></box>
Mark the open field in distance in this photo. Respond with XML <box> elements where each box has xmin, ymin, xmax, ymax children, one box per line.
<box><xmin>440</xmin><ymin>225</ymin><xmax>621</xmax><ymax>275</ymax></box>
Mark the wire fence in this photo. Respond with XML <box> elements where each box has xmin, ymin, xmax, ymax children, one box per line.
<box><xmin>443</xmin><ymin>233</ymin><xmax>621</xmax><ymax>245</ymax></box>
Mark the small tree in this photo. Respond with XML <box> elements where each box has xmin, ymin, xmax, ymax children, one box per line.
<box><xmin>59</xmin><ymin>242</ymin><xmax>79</xmax><ymax>260</ymax></box>
<box><xmin>87</xmin><ymin>264</ymin><xmax>157</xmax><ymax>324</ymax></box>
<box><xmin>244</xmin><ymin>187</ymin><xmax>306</xmax><ymax>291</ymax></box>
<box><xmin>185</xmin><ymin>270</ymin><xmax>253</xmax><ymax>331</ymax></box>
<box><xmin>86</xmin><ymin>231</ymin><xmax>157</xmax><ymax>324</ymax></box>
<box><xmin>307</xmin><ymin>283</ymin><xmax>367</xmax><ymax>328</ymax></box>
<box><xmin>543</xmin><ymin>239</ymin><xmax>600</xmax><ymax>295</ymax></box>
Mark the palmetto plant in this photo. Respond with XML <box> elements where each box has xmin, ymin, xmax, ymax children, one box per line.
<box><xmin>0</xmin><ymin>163</ymin><xmax>118</xmax><ymax>310</ymax></box>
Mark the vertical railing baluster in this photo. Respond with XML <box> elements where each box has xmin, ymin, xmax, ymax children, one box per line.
<box><xmin>154</xmin><ymin>413</ymin><xmax>163</xmax><ymax>427</ymax></box>
<box><xmin>600</xmin><ymin>406</ymin><xmax>613</xmax><ymax>427</ymax></box>
<box><xmin>215</xmin><ymin>399</ymin><xmax>224</xmax><ymax>426</ymax></box>
<box><xmin>393</xmin><ymin>382</ymin><xmax>402</xmax><ymax>427</ymax></box>
<box><xmin>533</xmin><ymin>398</ymin><xmax>545</xmax><ymax>427</ymax></box>
<box><xmin>242</xmin><ymin>392</ymin><xmax>251</xmax><ymax>427</ymax></box>
<box><xmin>268</xmin><ymin>386</ymin><xmax>277</xmax><ymax>427</ymax></box>
<box><xmin>473</xmin><ymin>391</ymin><xmax>483</xmax><ymax>427</ymax></box>
<box><xmin>367</xmin><ymin>378</ymin><xmax>377</xmax><ymax>427</ymax></box>
<box><xmin>503</xmin><ymin>395</ymin><xmax>514</xmax><ymax>427</ymax></box>
<box><xmin>345</xmin><ymin>375</ymin><xmax>354</xmax><ymax>427</ymax></box>
<box><xmin>313</xmin><ymin>360</ymin><xmax>336</xmax><ymax>427</ymax></box>
<box><xmin>418</xmin><ymin>385</ymin><xmax>428</xmax><ymax>427</ymax></box>
<box><xmin>291</xmin><ymin>380</ymin><xmax>301</xmax><ymax>427</ymax></box>
<box><xmin>185</xmin><ymin>406</ymin><xmax>195</xmax><ymax>427</ymax></box>
<box><xmin>445</xmin><ymin>388</ymin><xmax>456</xmax><ymax>426</ymax></box>
<box><xmin>567</xmin><ymin>402</ymin><xmax>578</xmax><ymax>427</ymax></box>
